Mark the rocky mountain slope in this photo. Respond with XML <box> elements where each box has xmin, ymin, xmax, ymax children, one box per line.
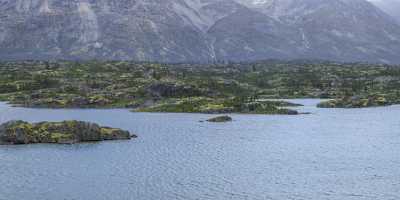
<box><xmin>369</xmin><ymin>0</ymin><xmax>400</xmax><ymax>24</ymax></box>
<box><xmin>1</xmin><ymin>0</ymin><xmax>400</xmax><ymax>63</ymax></box>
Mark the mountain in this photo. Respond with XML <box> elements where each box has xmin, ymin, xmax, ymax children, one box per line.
<box><xmin>235</xmin><ymin>0</ymin><xmax>400</xmax><ymax>63</ymax></box>
<box><xmin>1</xmin><ymin>0</ymin><xmax>400</xmax><ymax>63</ymax></box>
<box><xmin>369</xmin><ymin>0</ymin><xmax>400</xmax><ymax>24</ymax></box>
<box><xmin>0</xmin><ymin>0</ymin><xmax>218</xmax><ymax>62</ymax></box>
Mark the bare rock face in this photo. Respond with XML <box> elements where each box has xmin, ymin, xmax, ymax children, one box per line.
<box><xmin>0</xmin><ymin>120</ymin><xmax>134</xmax><ymax>145</ymax></box>
<box><xmin>1</xmin><ymin>0</ymin><xmax>400</xmax><ymax>63</ymax></box>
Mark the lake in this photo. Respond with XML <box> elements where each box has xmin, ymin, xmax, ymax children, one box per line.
<box><xmin>0</xmin><ymin>99</ymin><xmax>399</xmax><ymax>200</ymax></box>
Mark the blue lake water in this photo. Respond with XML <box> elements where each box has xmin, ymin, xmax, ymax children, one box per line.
<box><xmin>0</xmin><ymin>99</ymin><xmax>399</xmax><ymax>200</ymax></box>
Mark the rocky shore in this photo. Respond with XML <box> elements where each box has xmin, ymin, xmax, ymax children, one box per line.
<box><xmin>0</xmin><ymin>120</ymin><xmax>135</xmax><ymax>145</ymax></box>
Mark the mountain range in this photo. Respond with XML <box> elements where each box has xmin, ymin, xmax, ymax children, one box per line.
<box><xmin>1</xmin><ymin>0</ymin><xmax>400</xmax><ymax>63</ymax></box>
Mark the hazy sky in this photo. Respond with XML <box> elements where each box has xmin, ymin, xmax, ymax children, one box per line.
<box><xmin>368</xmin><ymin>0</ymin><xmax>400</xmax><ymax>6</ymax></box>
<box><xmin>368</xmin><ymin>0</ymin><xmax>400</xmax><ymax>2</ymax></box>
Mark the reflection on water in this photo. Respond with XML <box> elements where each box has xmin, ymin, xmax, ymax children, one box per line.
<box><xmin>0</xmin><ymin>100</ymin><xmax>399</xmax><ymax>200</ymax></box>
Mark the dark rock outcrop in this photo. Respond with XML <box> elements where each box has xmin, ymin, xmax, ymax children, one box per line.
<box><xmin>0</xmin><ymin>120</ymin><xmax>135</xmax><ymax>145</ymax></box>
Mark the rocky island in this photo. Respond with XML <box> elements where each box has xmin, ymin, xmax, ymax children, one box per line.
<box><xmin>0</xmin><ymin>120</ymin><xmax>135</xmax><ymax>145</ymax></box>
<box><xmin>135</xmin><ymin>98</ymin><xmax>300</xmax><ymax>115</ymax></box>
<box><xmin>207</xmin><ymin>116</ymin><xmax>233</xmax><ymax>123</ymax></box>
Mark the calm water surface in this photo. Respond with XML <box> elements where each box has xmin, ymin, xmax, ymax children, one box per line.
<box><xmin>0</xmin><ymin>99</ymin><xmax>399</xmax><ymax>200</ymax></box>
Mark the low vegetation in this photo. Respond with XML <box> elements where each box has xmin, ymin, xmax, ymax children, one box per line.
<box><xmin>0</xmin><ymin>60</ymin><xmax>399</xmax><ymax>111</ymax></box>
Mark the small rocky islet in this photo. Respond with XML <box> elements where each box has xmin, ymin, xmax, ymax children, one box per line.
<box><xmin>207</xmin><ymin>116</ymin><xmax>233</xmax><ymax>123</ymax></box>
<box><xmin>0</xmin><ymin>120</ymin><xmax>135</xmax><ymax>145</ymax></box>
